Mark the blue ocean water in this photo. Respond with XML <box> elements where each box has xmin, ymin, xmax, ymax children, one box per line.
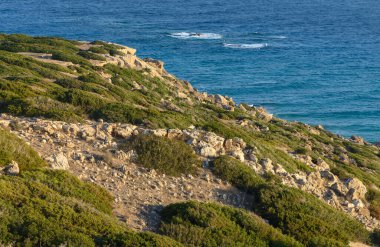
<box><xmin>0</xmin><ymin>0</ymin><xmax>379</xmax><ymax>141</ymax></box>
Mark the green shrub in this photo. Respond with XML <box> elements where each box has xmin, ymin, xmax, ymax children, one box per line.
<box><xmin>211</xmin><ymin>156</ymin><xmax>265</xmax><ymax>193</ymax></box>
<box><xmin>294</xmin><ymin>147</ymin><xmax>309</xmax><ymax>155</ymax></box>
<box><xmin>89</xmin><ymin>46</ymin><xmax>109</xmax><ymax>54</ymax></box>
<box><xmin>52</xmin><ymin>51</ymin><xmax>88</xmax><ymax>65</ymax></box>
<box><xmin>78</xmin><ymin>72</ymin><xmax>105</xmax><ymax>83</ymax></box>
<box><xmin>253</xmin><ymin>184</ymin><xmax>370</xmax><ymax>245</ymax></box>
<box><xmin>160</xmin><ymin>201</ymin><xmax>303</xmax><ymax>247</ymax></box>
<box><xmin>77</xmin><ymin>50</ymin><xmax>106</xmax><ymax>61</ymax></box>
<box><xmin>124</xmin><ymin>134</ymin><xmax>200</xmax><ymax>176</ymax></box>
<box><xmin>92</xmin><ymin>103</ymin><xmax>146</xmax><ymax>124</ymax></box>
<box><xmin>21</xmin><ymin>169</ymin><xmax>113</xmax><ymax>214</ymax></box>
<box><xmin>0</xmin><ymin>128</ymin><xmax>46</xmax><ymax>170</ymax></box>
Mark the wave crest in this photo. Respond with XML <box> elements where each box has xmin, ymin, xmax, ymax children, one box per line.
<box><xmin>169</xmin><ymin>32</ymin><xmax>223</xmax><ymax>40</ymax></box>
<box><xmin>223</xmin><ymin>43</ymin><xmax>268</xmax><ymax>49</ymax></box>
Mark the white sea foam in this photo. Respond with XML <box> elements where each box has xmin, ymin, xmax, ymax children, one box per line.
<box><xmin>223</xmin><ymin>43</ymin><xmax>268</xmax><ymax>49</ymax></box>
<box><xmin>268</xmin><ymin>35</ymin><xmax>287</xmax><ymax>39</ymax></box>
<box><xmin>169</xmin><ymin>32</ymin><xmax>223</xmax><ymax>40</ymax></box>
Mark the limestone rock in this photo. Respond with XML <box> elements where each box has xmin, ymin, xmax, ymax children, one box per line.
<box><xmin>225</xmin><ymin>137</ymin><xmax>246</xmax><ymax>152</ymax></box>
<box><xmin>229</xmin><ymin>150</ymin><xmax>245</xmax><ymax>161</ymax></box>
<box><xmin>199</xmin><ymin>146</ymin><xmax>217</xmax><ymax>158</ymax></box>
<box><xmin>49</xmin><ymin>152</ymin><xmax>70</xmax><ymax>170</ymax></box>
<box><xmin>167</xmin><ymin>129</ymin><xmax>184</xmax><ymax>139</ymax></box>
<box><xmin>3</xmin><ymin>161</ymin><xmax>20</xmax><ymax>175</ymax></box>
<box><xmin>350</xmin><ymin>135</ymin><xmax>365</xmax><ymax>145</ymax></box>
<box><xmin>320</xmin><ymin>170</ymin><xmax>337</xmax><ymax>183</ymax></box>
<box><xmin>79</xmin><ymin>126</ymin><xmax>96</xmax><ymax>139</ymax></box>
<box><xmin>114</xmin><ymin>125</ymin><xmax>136</xmax><ymax>139</ymax></box>
<box><xmin>345</xmin><ymin>178</ymin><xmax>367</xmax><ymax>200</ymax></box>
<box><xmin>260</xmin><ymin>158</ymin><xmax>273</xmax><ymax>172</ymax></box>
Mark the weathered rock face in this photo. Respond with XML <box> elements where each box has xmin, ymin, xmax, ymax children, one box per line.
<box><xmin>345</xmin><ymin>178</ymin><xmax>367</xmax><ymax>200</ymax></box>
<box><xmin>3</xmin><ymin>161</ymin><xmax>20</xmax><ymax>175</ymax></box>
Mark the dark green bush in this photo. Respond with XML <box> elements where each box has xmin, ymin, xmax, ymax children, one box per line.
<box><xmin>78</xmin><ymin>72</ymin><xmax>105</xmax><ymax>83</ymax></box>
<box><xmin>52</xmin><ymin>51</ymin><xmax>88</xmax><ymax>65</ymax></box>
<box><xmin>160</xmin><ymin>201</ymin><xmax>303</xmax><ymax>247</ymax></box>
<box><xmin>77</xmin><ymin>50</ymin><xmax>106</xmax><ymax>61</ymax></box>
<box><xmin>92</xmin><ymin>103</ymin><xmax>146</xmax><ymax>124</ymax></box>
<box><xmin>89</xmin><ymin>46</ymin><xmax>109</xmax><ymax>54</ymax></box>
<box><xmin>125</xmin><ymin>134</ymin><xmax>200</xmax><ymax>176</ymax></box>
<box><xmin>212</xmin><ymin>156</ymin><xmax>265</xmax><ymax>193</ymax></box>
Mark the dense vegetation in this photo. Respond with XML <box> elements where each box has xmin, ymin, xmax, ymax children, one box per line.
<box><xmin>160</xmin><ymin>201</ymin><xmax>303</xmax><ymax>247</ymax></box>
<box><xmin>211</xmin><ymin>156</ymin><xmax>371</xmax><ymax>246</ymax></box>
<box><xmin>124</xmin><ymin>134</ymin><xmax>200</xmax><ymax>176</ymax></box>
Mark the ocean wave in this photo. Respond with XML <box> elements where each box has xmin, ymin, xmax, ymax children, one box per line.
<box><xmin>169</xmin><ymin>32</ymin><xmax>223</xmax><ymax>40</ymax></box>
<box><xmin>223</xmin><ymin>43</ymin><xmax>268</xmax><ymax>49</ymax></box>
<box><xmin>268</xmin><ymin>35</ymin><xmax>287</xmax><ymax>39</ymax></box>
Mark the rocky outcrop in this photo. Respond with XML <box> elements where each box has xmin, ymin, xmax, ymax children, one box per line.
<box><xmin>0</xmin><ymin>113</ymin><xmax>378</xmax><ymax>230</ymax></box>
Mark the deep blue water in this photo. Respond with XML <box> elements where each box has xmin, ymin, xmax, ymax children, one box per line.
<box><xmin>1</xmin><ymin>0</ymin><xmax>380</xmax><ymax>141</ymax></box>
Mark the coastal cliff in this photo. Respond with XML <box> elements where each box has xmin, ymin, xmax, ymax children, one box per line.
<box><xmin>0</xmin><ymin>34</ymin><xmax>379</xmax><ymax>246</ymax></box>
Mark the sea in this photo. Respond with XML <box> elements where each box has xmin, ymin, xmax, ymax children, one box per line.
<box><xmin>0</xmin><ymin>0</ymin><xmax>379</xmax><ymax>141</ymax></box>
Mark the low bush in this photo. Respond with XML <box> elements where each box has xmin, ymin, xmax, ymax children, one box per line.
<box><xmin>211</xmin><ymin>156</ymin><xmax>265</xmax><ymax>193</ymax></box>
<box><xmin>0</xmin><ymin>128</ymin><xmax>46</xmax><ymax>170</ymax></box>
<box><xmin>52</xmin><ymin>51</ymin><xmax>88</xmax><ymax>65</ymax></box>
<box><xmin>124</xmin><ymin>134</ymin><xmax>200</xmax><ymax>176</ymax></box>
<box><xmin>92</xmin><ymin>103</ymin><xmax>146</xmax><ymax>124</ymax></box>
<box><xmin>78</xmin><ymin>72</ymin><xmax>105</xmax><ymax>83</ymax></box>
<box><xmin>77</xmin><ymin>50</ymin><xmax>106</xmax><ymax>61</ymax></box>
<box><xmin>22</xmin><ymin>169</ymin><xmax>113</xmax><ymax>214</ymax></box>
<box><xmin>160</xmin><ymin>201</ymin><xmax>303</xmax><ymax>247</ymax></box>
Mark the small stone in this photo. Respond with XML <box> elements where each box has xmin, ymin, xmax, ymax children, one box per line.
<box><xmin>3</xmin><ymin>161</ymin><xmax>20</xmax><ymax>176</ymax></box>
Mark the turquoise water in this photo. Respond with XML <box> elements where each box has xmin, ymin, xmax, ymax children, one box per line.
<box><xmin>1</xmin><ymin>0</ymin><xmax>379</xmax><ymax>141</ymax></box>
